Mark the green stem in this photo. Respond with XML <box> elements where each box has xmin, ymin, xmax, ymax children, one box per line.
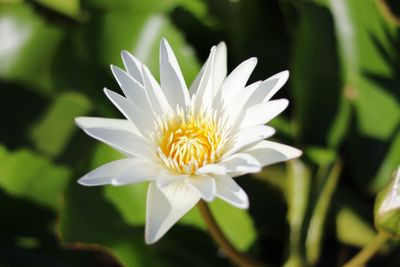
<box><xmin>306</xmin><ymin>160</ymin><xmax>342</xmax><ymax>265</ymax></box>
<box><xmin>197</xmin><ymin>200</ymin><xmax>265</xmax><ymax>267</ymax></box>
<box><xmin>343</xmin><ymin>232</ymin><xmax>389</xmax><ymax>267</ymax></box>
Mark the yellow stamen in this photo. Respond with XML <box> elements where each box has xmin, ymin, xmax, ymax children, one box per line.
<box><xmin>155</xmin><ymin>108</ymin><xmax>227</xmax><ymax>174</ymax></box>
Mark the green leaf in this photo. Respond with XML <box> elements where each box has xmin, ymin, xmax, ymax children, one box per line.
<box><xmin>182</xmin><ymin>198</ymin><xmax>256</xmax><ymax>252</ymax></box>
<box><xmin>0</xmin><ymin>3</ymin><xmax>64</xmax><ymax>94</ymax></box>
<box><xmin>34</xmin><ymin>0</ymin><xmax>81</xmax><ymax>18</ymax></box>
<box><xmin>329</xmin><ymin>0</ymin><xmax>400</xmax><ymax>139</ymax></box>
<box><xmin>0</xmin><ymin>145</ymin><xmax>70</xmax><ymax>210</ymax></box>
<box><xmin>284</xmin><ymin>160</ymin><xmax>311</xmax><ymax>267</ymax></box>
<box><xmin>290</xmin><ymin>2</ymin><xmax>342</xmax><ymax>146</ymax></box>
<box><xmin>304</xmin><ymin>146</ymin><xmax>336</xmax><ymax>167</ymax></box>
<box><xmin>60</xmin><ymin>183</ymin><xmax>165</xmax><ymax>267</ymax></box>
<box><xmin>105</xmin><ymin>183</ymin><xmax>148</xmax><ymax>226</ymax></box>
<box><xmin>352</xmin><ymin>77</ymin><xmax>399</xmax><ymax>140</ymax></box>
<box><xmin>306</xmin><ymin>160</ymin><xmax>342</xmax><ymax>265</ymax></box>
<box><xmin>30</xmin><ymin>92</ymin><xmax>92</xmax><ymax>157</ymax></box>
<box><xmin>336</xmin><ymin>206</ymin><xmax>376</xmax><ymax>247</ymax></box>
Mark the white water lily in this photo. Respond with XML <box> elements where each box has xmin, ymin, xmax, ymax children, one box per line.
<box><xmin>76</xmin><ymin>39</ymin><xmax>301</xmax><ymax>244</ymax></box>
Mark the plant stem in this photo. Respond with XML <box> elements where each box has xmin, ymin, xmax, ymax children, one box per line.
<box><xmin>343</xmin><ymin>232</ymin><xmax>389</xmax><ymax>267</ymax></box>
<box><xmin>197</xmin><ymin>200</ymin><xmax>264</xmax><ymax>267</ymax></box>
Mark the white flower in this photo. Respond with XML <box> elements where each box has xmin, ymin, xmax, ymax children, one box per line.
<box><xmin>76</xmin><ymin>39</ymin><xmax>301</xmax><ymax>244</ymax></box>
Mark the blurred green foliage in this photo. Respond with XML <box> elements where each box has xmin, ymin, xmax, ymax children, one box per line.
<box><xmin>0</xmin><ymin>0</ymin><xmax>399</xmax><ymax>266</ymax></box>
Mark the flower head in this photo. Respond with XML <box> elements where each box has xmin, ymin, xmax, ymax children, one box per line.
<box><xmin>76</xmin><ymin>39</ymin><xmax>301</xmax><ymax>244</ymax></box>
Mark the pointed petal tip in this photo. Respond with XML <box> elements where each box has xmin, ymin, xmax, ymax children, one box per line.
<box><xmin>275</xmin><ymin>70</ymin><xmax>289</xmax><ymax>82</ymax></box>
<box><xmin>236</xmin><ymin>188</ymin><xmax>250</xmax><ymax>209</ymax></box>
<box><xmin>283</xmin><ymin>98</ymin><xmax>289</xmax><ymax>105</ymax></box>
<box><xmin>144</xmin><ymin>231</ymin><xmax>159</xmax><ymax>245</ymax></box>
<box><xmin>276</xmin><ymin>98</ymin><xmax>290</xmax><ymax>110</ymax></box>
<box><xmin>121</xmin><ymin>50</ymin><xmax>130</xmax><ymax>57</ymax></box>
<box><xmin>250</xmin><ymin>57</ymin><xmax>258</xmax><ymax>62</ymax></box>
<box><xmin>248</xmin><ymin>57</ymin><xmax>258</xmax><ymax>66</ymax></box>
<box><xmin>160</xmin><ymin>37</ymin><xmax>169</xmax><ymax>47</ymax></box>
<box><xmin>103</xmin><ymin>87</ymin><xmax>116</xmax><ymax>97</ymax></box>
<box><xmin>74</xmin><ymin>117</ymin><xmax>84</xmax><ymax>128</ymax></box>
<box><xmin>110</xmin><ymin>64</ymin><xmax>118</xmax><ymax>72</ymax></box>
<box><xmin>217</xmin><ymin>41</ymin><xmax>226</xmax><ymax>48</ymax></box>
<box><xmin>292</xmin><ymin>148</ymin><xmax>303</xmax><ymax>159</ymax></box>
<box><xmin>77</xmin><ymin>177</ymin><xmax>92</xmax><ymax>186</ymax></box>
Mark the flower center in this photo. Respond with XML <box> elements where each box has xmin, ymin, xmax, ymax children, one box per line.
<box><xmin>155</xmin><ymin>109</ymin><xmax>227</xmax><ymax>174</ymax></box>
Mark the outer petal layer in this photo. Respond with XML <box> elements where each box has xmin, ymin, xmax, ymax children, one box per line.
<box><xmin>75</xmin><ymin>117</ymin><xmax>140</xmax><ymax>135</ymax></box>
<box><xmin>159</xmin><ymin>38</ymin><xmax>190</xmax><ymax>108</ymax></box>
<box><xmin>145</xmin><ymin>181</ymin><xmax>201</xmax><ymax>244</ymax></box>
<box><xmin>79</xmin><ymin>127</ymin><xmax>156</xmax><ymax>159</ymax></box>
<box><xmin>214</xmin><ymin>175</ymin><xmax>249</xmax><ymax>209</ymax></box>
<box><xmin>78</xmin><ymin>158</ymin><xmax>160</xmax><ymax>186</ymax></box>
<box><xmin>242</xmin><ymin>140</ymin><xmax>302</xmax><ymax>167</ymax></box>
<box><xmin>185</xmin><ymin>175</ymin><xmax>216</xmax><ymax>201</ymax></box>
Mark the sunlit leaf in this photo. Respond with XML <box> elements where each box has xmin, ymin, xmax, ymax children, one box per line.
<box><xmin>30</xmin><ymin>92</ymin><xmax>92</xmax><ymax>158</ymax></box>
<box><xmin>329</xmin><ymin>0</ymin><xmax>399</xmax><ymax>139</ymax></box>
<box><xmin>0</xmin><ymin>3</ymin><xmax>64</xmax><ymax>94</ymax></box>
<box><xmin>0</xmin><ymin>145</ymin><xmax>70</xmax><ymax>210</ymax></box>
<box><xmin>34</xmin><ymin>0</ymin><xmax>81</xmax><ymax>18</ymax></box>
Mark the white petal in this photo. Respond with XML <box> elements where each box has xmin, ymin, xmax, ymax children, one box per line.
<box><xmin>142</xmin><ymin>65</ymin><xmax>173</xmax><ymax>116</ymax></box>
<box><xmin>78</xmin><ymin>158</ymin><xmax>156</xmax><ymax>186</ymax></box>
<box><xmin>104</xmin><ymin>88</ymin><xmax>154</xmax><ymax>136</ymax></box>
<box><xmin>189</xmin><ymin>46</ymin><xmax>214</xmax><ymax>94</ymax></box>
<box><xmin>219</xmin><ymin>153</ymin><xmax>262</xmax><ymax>173</ymax></box>
<box><xmin>196</xmin><ymin>153</ymin><xmax>261</xmax><ymax>176</ymax></box>
<box><xmin>219</xmin><ymin>58</ymin><xmax>257</xmax><ymax>104</ymax></box>
<box><xmin>239</xmin><ymin>99</ymin><xmax>289</xmax><ymax>129</ymax></box>
<box><xmin>121</xmin><ymin>50</ymin><xmax>143</xmax><ymax>84</ymax></box>
<box><xmin>223</xmin><ymin>81</ymin><xmax>262</xmax><ymax>126</ymax></box>
<box><xmin>110</xmin><ymin>65</ymin><xmax>151</xmax><ymax>113</ymax></box>
<box><xmin>112</xmin><ymin>160</ymin><xmax>162</xmax><ymax>186</ymax></box>
<box><xmin>243</xmin><ymin>140</ymin><xmax>302</xmax><ymax>167</ymax></box>
<box><xmin>245</xmin><ymin>70</ymin><xmax>289</xmax><ymax>107</ymax></box>
<box><xmin>214</xmin><ymin>175</ymin><xmax>249</xmax><ymax>209</ymax></box>
<box><xmin>75</xmin><ymin>117</ymin><xmax>140</xmax><ymax>136</ymax></box>
<box><xmin>156</xmin><ymin>169</ymin><xmax>188</xmax><ymax>188</ymax></box>
<box><xmin>195</xmin><ymin>164</ymin><xmax>227</xmax><ymax>175</ymax></box>
<box><xmin>185</xmin><ymin>175</ymin><xmax>216</xmax><ymax>201</ymax></box>
<box><xmin>194</xmin><ymin>46</ymin><xmax>216</xmax><ymax>111</ymax></box>
<box><xmin>145</xmin><ymin>181</ymin><xmax>200</xmax><ymax>244</ymax></box>
<box><xmin>213</xmin><ymin>42</ymin><xmax>227</xmax><ymax>92</ymax></box>
<box><xmin>82</xmin><ymin>127</ymin><xmax>156</xmax><ymax>159</ymax></box>
<box><xmin>222</xmin><ymin>125</ymin><xmax>275</xmax><ymax>158</ymax></box>
<box><xmin>160</xmin><ymin>38</ymin><xmax>190</xmax><ymax>107</ymax></box>
<box><xmin>188</xmin><ymin>60</ymin><xmax>206</xmax><ymax>94</ymax></box>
